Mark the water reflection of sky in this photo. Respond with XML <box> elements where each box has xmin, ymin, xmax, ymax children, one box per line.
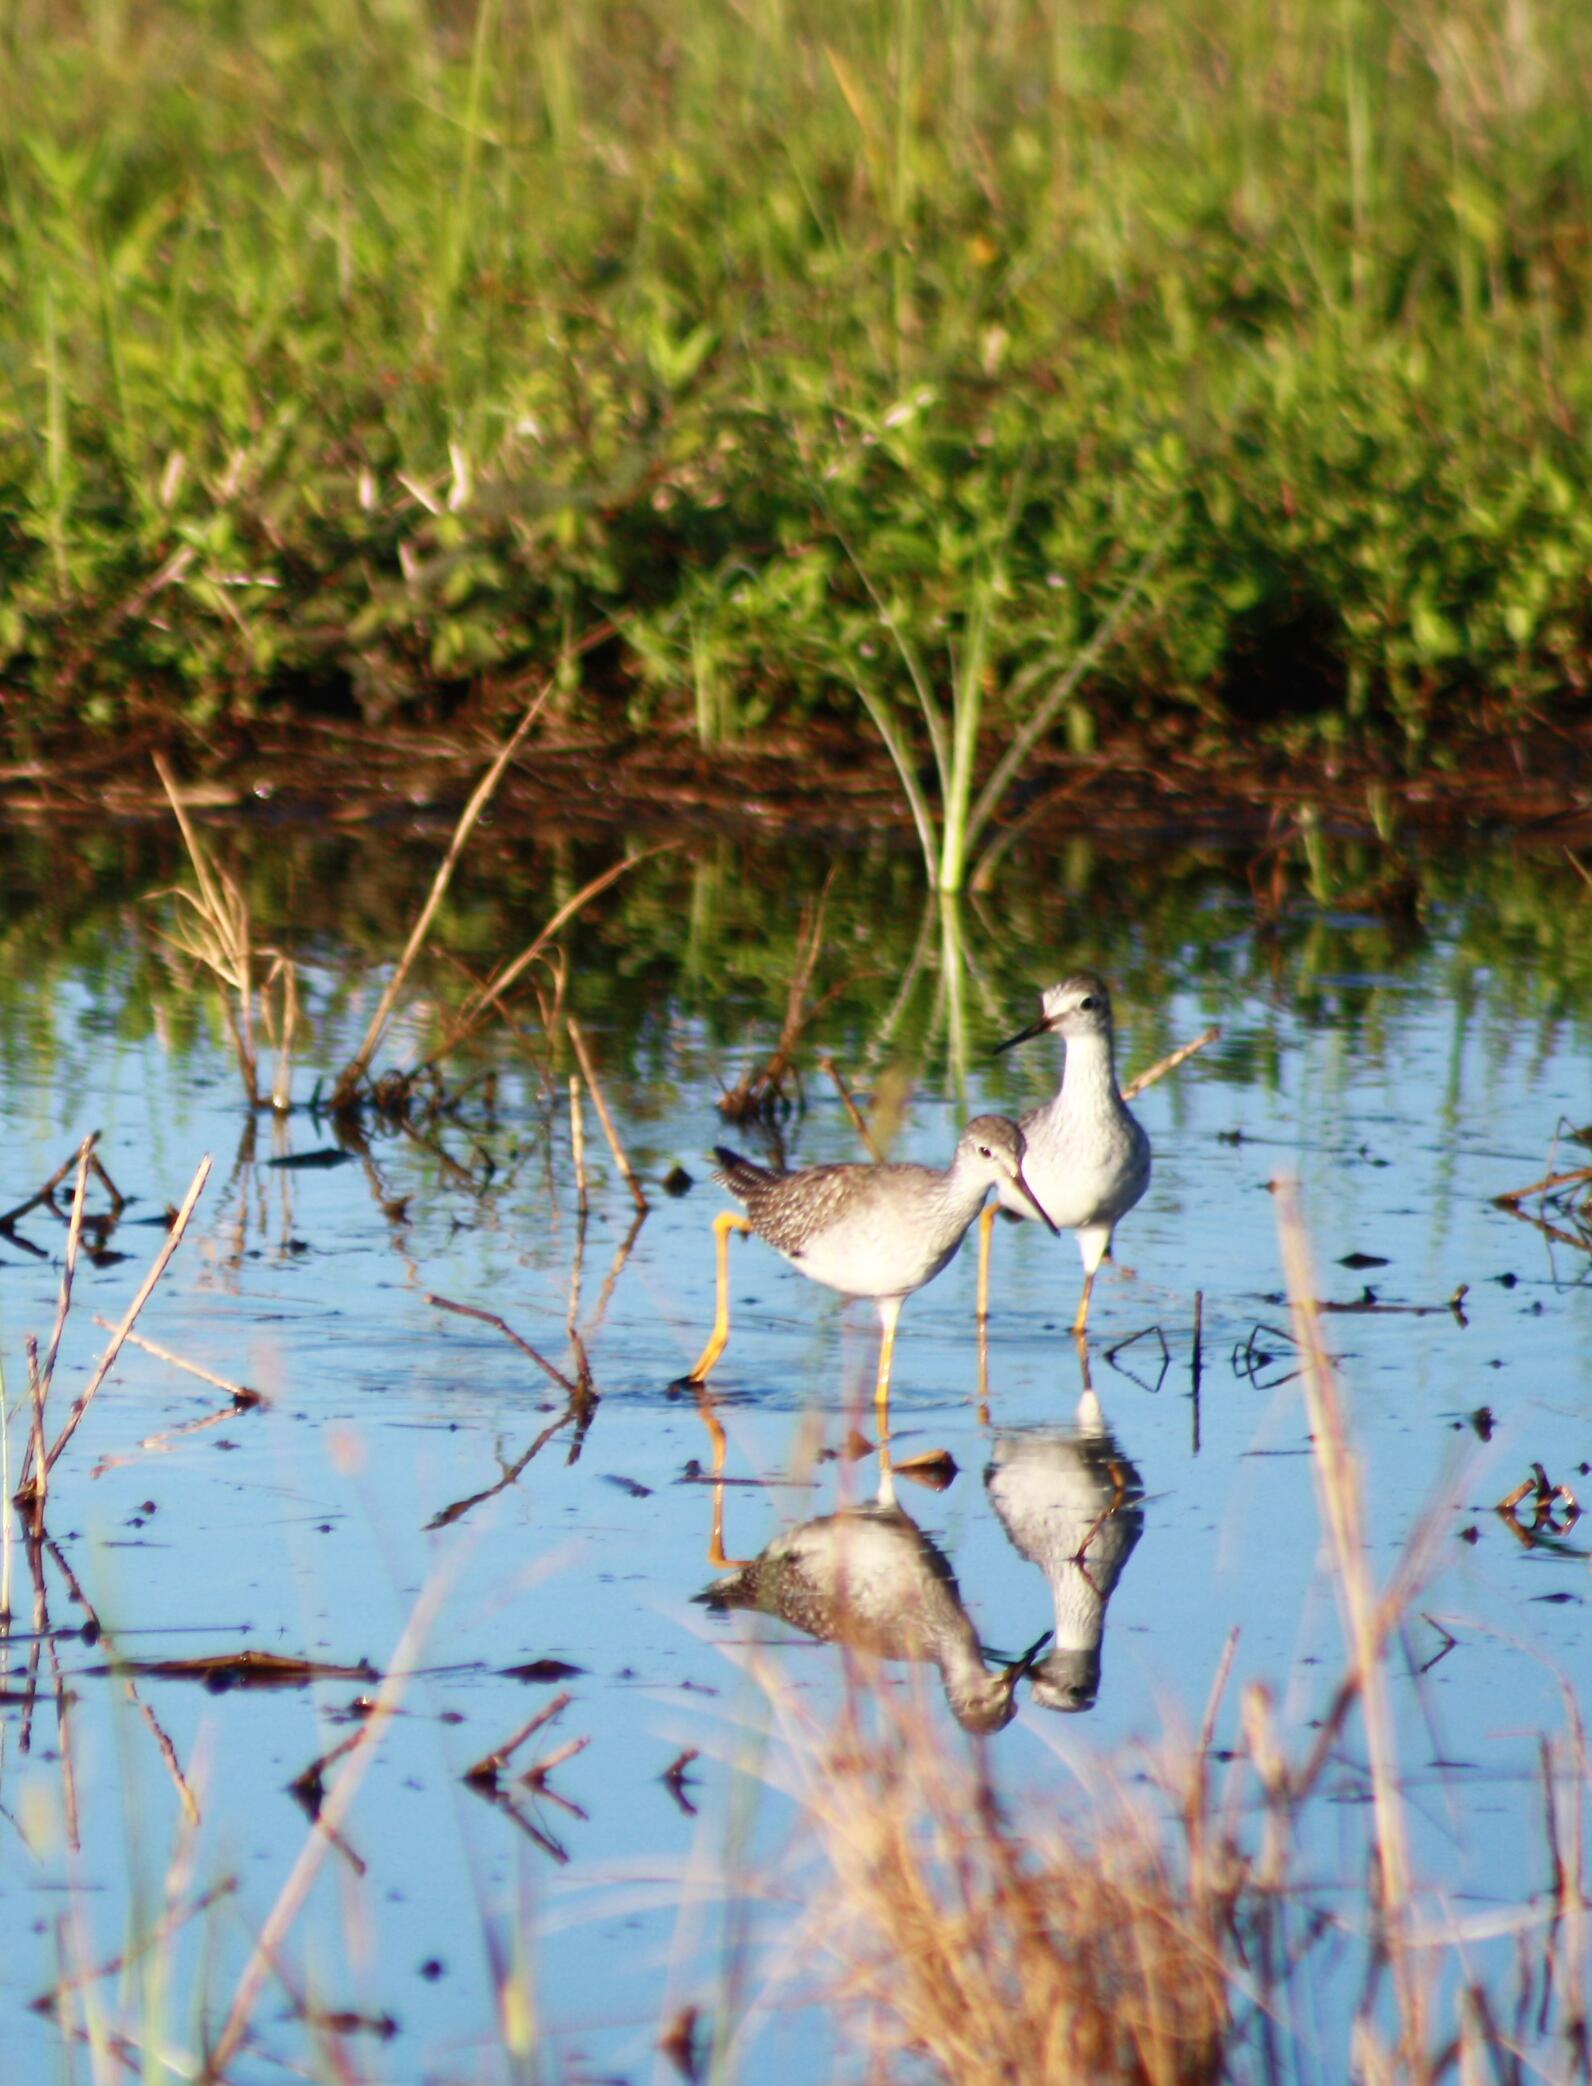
<box><xmin>0</xmin><ymin>837</ymin><xmax>1588</xmax><ymax>2079</ymax></box>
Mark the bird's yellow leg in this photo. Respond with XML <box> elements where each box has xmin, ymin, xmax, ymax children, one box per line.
<box><xmin>694</xmin><ymin>1385</ymin><xmax>750</xmax><ymax>1568</ymax></box>
<box><xmin>684</xmin><ymin>1211</ymin><xmax>752</xmax><ymax>1384</ymax></box>
<box><xmin>975</xmin><ymin>1202</ymin><xmax>997</xmax><ymax>1324</ymax></box>
<box><xmin>1073</xmin><ymin>1226</ymin><xmax>1112</xmax><ymax>1337</ymax></box>
<box><xmin>874</xmin><ymin>1295</ymin><xmax>901</xmax><ymax>1448</ymax></box>
<box><xmin>1071</xmin><ymin>1270</ymin><xmax>1096</xmax><ymax>1338</ymax></box>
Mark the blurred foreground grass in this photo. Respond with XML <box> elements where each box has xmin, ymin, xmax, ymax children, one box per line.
<box><xmin>1</xmin><ymin>0</ymin><xmax>1590</xmax><ymax>764</ymax></box>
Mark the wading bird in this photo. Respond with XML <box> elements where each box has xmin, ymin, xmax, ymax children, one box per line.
<box><xmin>682</xmin><ymin>1115</ymin><xmax>1056</xmax><ymax>1419</ymax></box>
<box><xmin>980</xmin><ymin>972</ymin><xmax>1150</xmax><ymax>1337</ymax></box>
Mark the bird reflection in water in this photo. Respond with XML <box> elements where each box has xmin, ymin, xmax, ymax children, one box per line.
<box><xmin>983</xmin><ymin>1354</ymin><xmax>1145</xmax><ymax>1713</ymax></box>
<box><xmin>693</xmin><ymin>1394</ymin><xmax>1047</xmax><ymax>1735</ymax></box>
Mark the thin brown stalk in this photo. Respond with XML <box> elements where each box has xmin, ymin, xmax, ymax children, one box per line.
<box><xmin>203</xmin><ymin>1568</ymin><xmax>453</xmax><ymax>2082</ymax></box>
<box><xmin>424</xmin><ymin>1400</ymin><xmax>582</xmax><ymax>1531</ymax></box>
<box><xmin>331</xmin><ymin>687</ymin><xmax>549</xmax><ymax>1106</ymax></box>
<box><xmin>1274</xmin><ymin>1178</ymin><xmax>1419</xmax><ymax>2044</ymax></box>
<box><xmin>1494</xmin><ymin>1163</ymin><xmax>1592</xmax><ymax>1206</ymax></box>
<box><xmin>48</xmin><ymin>1525</ymin><xmax>202</xmax><ymax>1824</ymax></box>
<box><xmin>38</xmin><ymin>1154</ymin><xmax>212</xmax><ymax>1483</ymax></box>
<box><xmin>0</xmin><ymin>1133</ymin><xmax>103</xmax><ymax>1232</ymax></box>
<box><xmin>154</xmin><ymin>754</ymin><xmax>261</xmax><ymax>1105</ymax></box>
<box><xmin>263</xmin><ymin>953</ymin><xmax>299</xmax><ymax>1113</ymax></box>
<box><xmin>28</xmin><ymin>1141</ymin><xmax>93</xmax><ymax>1466</ymax></box>
<box><xmin>524</xmin><ymin>1733</ymin><xmax>590</xmax><ymax>1791</ymax></box>
<box><xmin>417</xmin><ymin>848</ymin><xmax>669</xmax><ymax>1073</ymax></box>
<box><xmin>1122</xmin><ymin>1025</ymin><xmax>1222</xmax><ymax>1101</ymax></box>
<box><xmin>463</xmin><ymin>1692</ymin><xmax>573</xmax><ymax>1783</ymax></box>
<box><xmin>24</xmin><ymin>1339</ymin><xmax>47</xmax><ymax>1533</ymax></box>
<box><xmin>31</xmin><ymin>1881</ymin><xmax>236</xmax><ymax>2014</ymax></box>
<box><xmin>582</xmin><ymin>1208</ymin><xmax>646</xmax><ymax>1345</ymax></box>
<box><xmin>88</xmin><ymin>1318</ymin><xmax>259</xmax><ymax>1403</ymax></box>
<box><xmin>569</xmin><ymin>1073</ymin><xmax>589</xmax><ymax>1221</ymax></box>
<box><xmin>819</xmin><ymin>1055</ymin><xmax>884</xmax><ymax>1161</ymax></box>
<box><xmin>717</xmin><ymin>876</ymin><xmax>843</xmax><ymax>1119</ymax></box>
<box><xmin>90</xmin><ymin>1400</ymin><xmax>255</xmax><ymax>1475</ymax></box>
<box><xmin>566</xmin><ymin>1016</ymin><xmax>648</xmax><ymax>1211</ymax></box>
<box><xmin>424</xmin><ymin>1294</ymin><xmax>581</xmax><ymax>1398</ymax></box>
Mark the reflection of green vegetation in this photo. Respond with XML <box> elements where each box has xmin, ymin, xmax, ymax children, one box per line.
<box><xmin>0</xmin><ymin>830</ymin><xmax>1587</xmax><ymax>1109</ymax></box>
<box><xmin>2</xmin><ymin>3</ymin><xmax>1591</xmax><ymax>759</ymax></box>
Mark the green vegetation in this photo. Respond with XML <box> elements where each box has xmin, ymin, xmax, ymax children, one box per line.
<box><xmin>2</xmin><ymin>0</ymin><xmax>1591</xmax><ymax>782</ymax></box>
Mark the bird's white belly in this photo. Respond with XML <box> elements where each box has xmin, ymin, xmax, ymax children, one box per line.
<box><xmin>1003</xmin><ymin>1111</ymin><xmax>1149</xmax><ymax>1232</ymax></box>
<box><xmin>781</xmin><ymin>1201</ymin><xmax>970</xmax><ymax>1299</ymax></box>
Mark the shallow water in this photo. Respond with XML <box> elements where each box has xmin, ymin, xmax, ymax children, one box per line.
<box><xmin>0</xmin><ymin>825</ymin><xmax>1588</xmax><ymax>2082</ymax></box>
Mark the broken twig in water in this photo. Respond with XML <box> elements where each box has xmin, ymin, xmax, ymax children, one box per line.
<box><xmin>566</xmin><ymin>1015</ymin><xmax>649</xmax><ymax>1212</ymax></box>
<box><xmin>203</xmin><ymin>1571</ymin><xmax>452</xmax><ymax>2080</ymax></box>
<box><xmin>425</xmin><ymin>1294</ymin><xmax>582</xmax><ymax>1398</ymax></box>
<box><xmin>0</xmin><ymin>1132</ymin><xmax>121</xmax><ymax>1233</ymax></box>
<box><xmin>89</xmin><ymin>1319</ymin><xmax>262</xmax><ymax>1406</ymax></box>
<box><xmin>331</xmin><ymin>687</ymin><xmax>549</xmax><ymax>1108</ymax></box>
<box><xmin>1494</xmin><ymin>1163</ymin><xmax>1592</xmax><ymax>1207</ymax></box>
<box><xmin>717</xmin><ymin>875</ymin><xmax>847</xmax><ymax>1121</ymax></box>
<box><xmin>569</xmin><ymin>1073</ymin><xmax>589</xmax><ymax>1220</ymax></box>
<box><xmin>1122</xmin><ymin>1025</ymin><xmax>1222</xmax><ymax>1101</ymax></box>
<box><xmin>463</xmin><ymin>1691</ymin><xmax>587</xmax><ymax>1788</ymax></box>
<box><xmin>17</xmin><ymin>1154</ymin><xmax>212</xmax><ymax>1500</ymax></box>
<box><xmin>413</xmin><ymin>848</ymin><xmax>671</xmax><ymax>1076</ymax></box>
<box><xmin>425</xmin><ymin>1399</ymin><xmax>586</xmax><ymax>1531</ymax></box>
<box><xmin>820</xmin><ymin>1055</ymin><xmax>885</xmax><ymax>1162</ymax></box>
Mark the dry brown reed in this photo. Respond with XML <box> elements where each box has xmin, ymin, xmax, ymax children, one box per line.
<box><xmin>566</xmin><ymin>1015</ymin><xmax>649</xmax><ymax>1212</ymax></box>
<box><xmin>201</xmin><ymin>1567</ymin><xmax>455</xmax><ymax>2081</ymax></box>
<box><xmin>717</xmin><ymin>875</ymin><xmax>850</xmax><ymax>1122</ymax></box>
<box><xmin>1122</xmin><ymin>1024</ymin><xmax>1223</xmax><ymax>1102</ymax></box>
<box><xmin>330</xmin><ymin>689</ymin><xmax>548</xmax><ymax>1107</ymax></box>
<box><xmin>153</xmin><ymin>755</ymin><xmax>298</xmax><ymax>1111</ymax></box>
<box><xmin>36</xmin><ymin>1159</ymin><xmax>211</xmax><ymax>1494</ymax></box>
<box><xmin>787</xmin><ymin>1684</ymin><xmax>1229</xmax><ymax>2085</ymax></box>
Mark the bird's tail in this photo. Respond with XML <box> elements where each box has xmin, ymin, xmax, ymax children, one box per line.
<box><xmin>712</xmin><ymin>1147</ymin><xmax>783</xmax><ymax>1200</ymax></box>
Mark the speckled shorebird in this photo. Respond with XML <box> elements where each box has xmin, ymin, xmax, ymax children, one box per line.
<box><xmin>980</xmin><ymin>971</ymin><xmax>1151</xmax><ymax>1337</ymax></box>
<box><xmin>984</xmin><ymin>1381</ymin><xmax>1145</xmax><ymax>1713</ymax></box>
<box><xmin>697</xmin><ymin>1489</ymin><xmax>1050</xmax><ymax>1734</ymax></box>
<box><xmin>681</xmin><ymin>1115</ymin><xmax>1056</xmax><ymax>1414</ymax></box>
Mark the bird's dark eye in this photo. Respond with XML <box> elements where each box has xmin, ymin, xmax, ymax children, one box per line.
<box><xmin>1079</xmin><ymin>994</ymin><xmax>1096</xmax><ymax>1010</ymax></box>
<box><xmin>978</xmin><ymin>1144</ymin><xmax>993</xmax><ymax>1158</ymax></box>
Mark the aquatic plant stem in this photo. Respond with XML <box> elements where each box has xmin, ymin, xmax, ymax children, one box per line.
<box><xmin>1122</xmin><ymin>1025</ymin><xmax>1223</xmax><ymax>1101</ymax></box>
<box><xmin>566</xmin><ymin>1015</ymin><xmax>649</xmax><ymax>1212</ymax></box>
<box><xmin>12</xmin><ymin>1140</ymin><xmax>93</xmax><ymax>1512</ymax></box>
<box><xmin>1274</xmin><ymin>1177</ymin><xmax>1419</xmax><ymax>2048</ymax></box>
<box><xmin>965</xmin><ymin>535</ymin><xmax>1165</xmax><ymax>892</ymax></box>
<box><xmin>36</xmin><ymin>1155</ymin><xmax>212</xmax><ymax>1486</ymax></box>
<box><xmin>203</xmin><ymin>1564</ymin><xmax>455</xmax><ymax>2081</ymax></box>
<box><xmin>332</xmin><ymin>686</ymin><xmax>548</xmax><ymax>1106</ymax></box>
<box><xmin>409</xmin><ymin>844</ymin><xmax>671</xmax><ymax>1077</ymax></box>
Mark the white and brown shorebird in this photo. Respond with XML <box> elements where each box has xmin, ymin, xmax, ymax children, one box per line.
<box><xmin>984</xmin><ymin>1380</ymin><xmax>1145</xmax><ymax>1713</ymax></box>
<box><xmin>681</xmin><ymin>1115</ymin><xmax>1057</xmax><ymax>1416</ymax></box>
<box><xmin>698</xmin><ymin>1489</ymin><xmax>1050</xmax><ymax>1734</ymax></box>
<box><xmin>980</xmin><ymin>971</ymin><xmax>1151</xmax><ymax>1337</ymax></box>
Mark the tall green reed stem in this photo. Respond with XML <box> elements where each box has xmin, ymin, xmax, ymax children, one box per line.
<box><xmin>847</xmin><ymin>519</ymin><xmax>1163</xmax><ymax>894</ymax></box>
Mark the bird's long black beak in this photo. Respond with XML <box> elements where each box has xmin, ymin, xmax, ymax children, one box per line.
<box><xmin>999</xmin><ymin>1629</ymin><xmax>1054</xmax><ymax>1690</ymax></box>
<box><xmin>993</xmin><ymin>1012</ymin><xmax>1054</xmax><ymax>1055</ymax></box>
<box><xmin>1013</xmin><ymin>1160</ymin><xmax>1060</xmax><ymax>1236</ymax></box>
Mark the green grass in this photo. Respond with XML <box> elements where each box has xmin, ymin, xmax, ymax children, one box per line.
<box><xmin>2</xmin><ymin>0</ymin><xmax>1591</xmax><ymax>778</ymax></box>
